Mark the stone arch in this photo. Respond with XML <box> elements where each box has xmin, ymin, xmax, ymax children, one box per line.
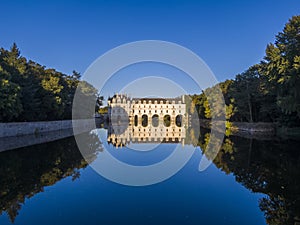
<box><xmin>142</xmin><ymin>114</ymin><xmax>148</xmax><ymax>127</ymax></box>
<box><xmin>117</xmin><ymin>115</ymin><xmax>121</xmax><ymax>123</ymax></box>
<box><xmin>163</xmin><ymin>115</ymin><xmax>171</xmax><ymax>127</ymax></box>
<box><xmin>134</xmin><ymin>115</ymin><xmax>138</xmax><ymax>126</ymax></box>
<box><xmin>152</xmin><ymin>114</ymin><xmax>159</xmax><ymax>127</ymax></box>
<box><xmin>175</xmin><ymin>115</ymin><xmax>183</xmax><ymax>127</ymax></box>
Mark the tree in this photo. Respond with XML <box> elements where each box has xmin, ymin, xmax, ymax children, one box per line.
<box><xmin>200</xmin><ymin>80</ymin><xmax>236</xmax><ymax>122</ymax></box>
<box><xmin>40</xmin><ymin>70</ymin><xmax>64</xmax><ymax>120</ymax></box>
<box><xmin>260</xmin><ymin>16</ymin><xmax>300</xmax><ymax>123</ymax></box>
<box><xmin>72</xmin><ymin>81</ymin><xmax>100</xmax><ymax>119</ymax></box>
<box><xmin>0</xmin><ymin>44</ymin><xmax>104</xmax><ymax>122</ymax></box>
<box><xmin>0</xmin><ymin>73</ymin><xmax>22</xmax><ymax>121</ymax></box>
<box><xmin>230</xmin><ymin>66</ymin><xmax>261</xmax><ymax>122</ymax></box>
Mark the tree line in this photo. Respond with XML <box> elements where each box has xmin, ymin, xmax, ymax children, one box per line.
<box><xmin>0</xmin><ymin>44</ymin><xmax>101</xmax><ymax>122</ymax></box>
<box><xmin>188</xmin><ymin>15</ymin><xmax>300</xmax><ymax>127</ymax></box>
<box><xmin>1</xmin><ymin>15</ymin><xmax>299</xmax><ymax>125</ymax></box>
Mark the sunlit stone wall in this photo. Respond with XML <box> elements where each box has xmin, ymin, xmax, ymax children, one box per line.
<box><xmin>107</xmin><ymin>94</ymin><xmax>187</xmax><ymax>147</ymax></box>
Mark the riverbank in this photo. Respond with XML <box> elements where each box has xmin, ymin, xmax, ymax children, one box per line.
<box><xmin>199</xmin><ymin>119</ymin><xmax>276</xmax><ymax>135</ymax></box>
<box><xmin>0</xmin><ymin>119</ymin><xmax>103</xmax><ymax>152</ymax></box>
<box><xmin>0</xmin><ymin>119</ymin><xmax>98</xmax><ymax>138</ymax></box>
<box><xmin>199</xmin><ymin>119</ymin><xmax>300</xmax><ymax>139</ymax></box>
<box><xmin>230</xmin><ymin>121</ymin><xmax>276</xmax><ymax>135</ymax></box>
<box><xmin>0</xmin><ymin>129</ymin><xmax>74</xmax><ymax>152</ymax></box>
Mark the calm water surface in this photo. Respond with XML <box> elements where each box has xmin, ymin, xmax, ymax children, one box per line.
<box><xmin>0</xmin><ymin>128</ymin><xmax>299</xmax><ymax>225</ymax></box>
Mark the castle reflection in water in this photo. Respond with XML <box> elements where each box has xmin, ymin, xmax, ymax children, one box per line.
<box><xmin>107</xmin><ymin>94</ymin><xmax>187</xmax><ymax>148</ymax></box>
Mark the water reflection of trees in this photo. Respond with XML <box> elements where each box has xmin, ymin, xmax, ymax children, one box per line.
<box><xmin>1</xmin><ymin>126</ymin><xmax>299</xmax><ymax>225</ymax></box>
<box><xmin>0</xmin><ymin>132</ymin><xmax>102</xmax><ymax>223</ymax></box>
<box><xmin>186</xmin><ymin>127</ymin><xmax>300</xmax><ymax>225</ymax></box>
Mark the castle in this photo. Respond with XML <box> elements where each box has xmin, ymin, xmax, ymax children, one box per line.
<box><xmin>107</xmin><ymin>94</ymin><xmax>187</xmax><ymax>147</ymax></box>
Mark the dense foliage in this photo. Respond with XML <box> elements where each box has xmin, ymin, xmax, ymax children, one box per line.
<box><xmin>1</xmin><ymin>16</ymin><xmax>299</xmax><ymax>126</ymax></box>
<box><xmin>189</xmin><ymin>15</ymin><xmax>300</xmax><ymax>127</ymax></box>
<box><xmin>0</xmin><ymin>44</ymin><xmax>101</xmax><ymax>122</ymax></box>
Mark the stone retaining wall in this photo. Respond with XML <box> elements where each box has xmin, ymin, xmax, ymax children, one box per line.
<box><xmin>0</xmin><ymin>129</ymin><xmax>74</xmax><ymax>152</ymax></box>
<box><xmin>0</xmin><ymin>119</ymin><xmax>96</xmax><ymax>138</ymax></box>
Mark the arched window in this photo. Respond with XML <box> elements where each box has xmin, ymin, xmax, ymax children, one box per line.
<box><xmin>152</xmin><ymin>114</ymin><xmax>159</xmax><ymax>127</ymax></box>
<box><xmin>142</xmin><ymin>114</ymin><xmax>148</xmax><ymax>127</ymax></box>
<box><xmin>175</xmin><ymin>115</ymin><xmax>183</xmax><ymax>127</ymax></box>
<box><xmin>117</xmin><ymin>115</ymin><xmax>121</xmax><ymax>123</ymax></box>
<box><xmin>163</xmin><ymin>115</ymin><xmax>171</xmax><ymax>127</ymax></box>
<box><xmin>134</xmin><ymin>115</ymin><xmax>138</xmax><ymax>126</ymax></box>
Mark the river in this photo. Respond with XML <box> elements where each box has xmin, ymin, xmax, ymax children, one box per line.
<box><xmin>0</xmin><ymin>127</ymin><xmax>299</xmax><ymax>225</ymax></box>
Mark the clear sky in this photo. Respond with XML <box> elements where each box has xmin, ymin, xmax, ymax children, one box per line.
<box><xmin>0</xmin><ymin>0</ymin><xmax>299</xmax><ymax>86</ymax></box>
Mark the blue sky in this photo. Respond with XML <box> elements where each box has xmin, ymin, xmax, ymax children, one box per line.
<box><xmin>0</xmin><ymin>0</ymin><xmax>299</xmax><ymax>93</ymax></box>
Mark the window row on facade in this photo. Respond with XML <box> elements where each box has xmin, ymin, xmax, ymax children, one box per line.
<box><xmin>134</xmin><ymin>114</ymin><xmax>183</xmax><ymax>127</ymax></box>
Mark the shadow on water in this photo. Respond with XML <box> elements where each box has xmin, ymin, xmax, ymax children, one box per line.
<box><xmin>0</xmin><ymin>132</ymin><xmax>103</xmax><ymax>223</ymax></box>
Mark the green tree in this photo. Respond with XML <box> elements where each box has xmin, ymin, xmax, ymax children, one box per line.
<box><xmin>0</xmin><ymin>43</ymin><xmax>103</xmax><ymax>122</ymax></box>
<box><xmin>230</xmin><ymin>66</ymin><xmax>261</xmax><ymax>122</ymax></box>
<box><xmin>260</xmin><ymin>16</ymin><xmax>300</xmax><ymax>124</ymax></box>
<box><xmin>0</xmin><ymin>73</ymin><xmax>22</xmax><ymax>121</ymax></box>
<box><xmin>72</xmin><ymin>81</ymin><xmax>100</xmax><ymax>119</ymax></box>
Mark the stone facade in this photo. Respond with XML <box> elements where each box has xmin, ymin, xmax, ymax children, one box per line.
<box><xmin>107</xmin><ymin>94</ymin><xmax>187</xmax><ymax>147</ymax></box>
